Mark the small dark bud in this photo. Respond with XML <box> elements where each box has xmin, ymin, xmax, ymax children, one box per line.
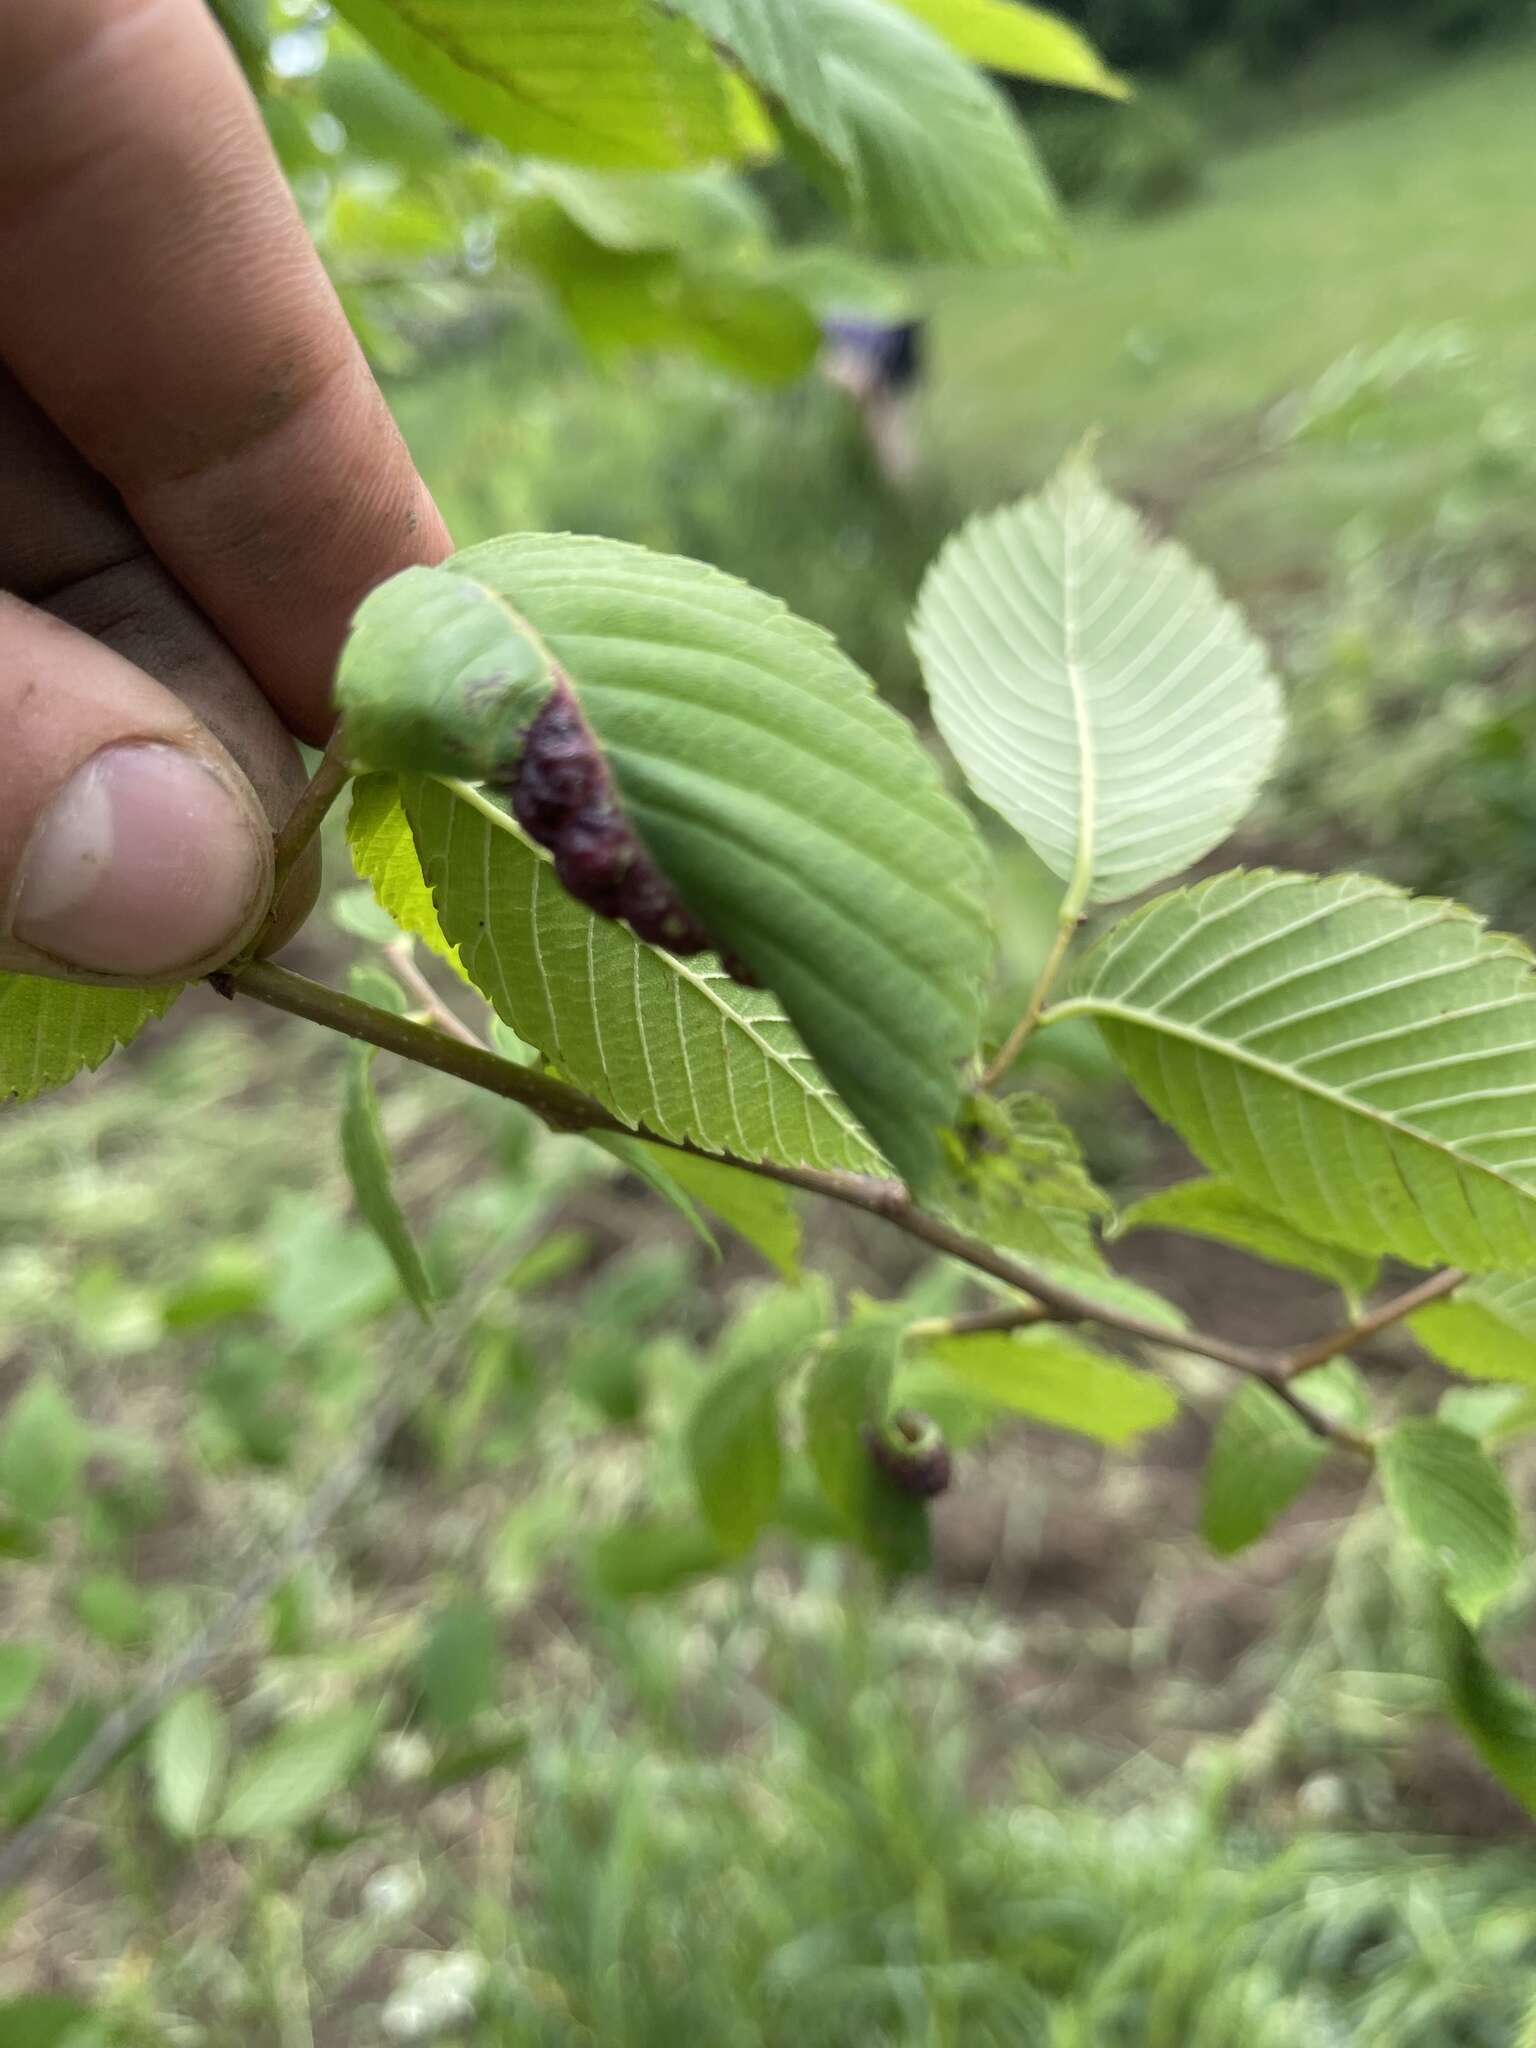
<box><xmin>863</xmin><ymin>1411</ymin><xmax>953</xmax><ymax>1499</ymax></box>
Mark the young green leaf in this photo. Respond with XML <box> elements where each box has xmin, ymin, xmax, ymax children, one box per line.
<box><xmin>889</xmin><ymin>0</ymin><xmax>1127</xmax><ymax>95</ymax></box>
<box><xmin>0</xmin><ymin>973</ymin><xmax>178</xmax><ymax>1106</ymax></box>
<box><xmin>1200</xmin><ymin>1383</ymin><xmax>1328</xmax><ymax>1557</ymax></box>
<box><xmin>1114</xmin><ymin>1177</ymin><xmax>1379</xmax><ymax>1305</ymax></box>
<box><xmin>800</xmin><ymin>0</ymin><xmax>1063</xmax><ymax>263</ymax></box>
<box><xmin>635</xmin><ymin>1146</ymin><xmax>803</xmax><ymax>1277</ymax></box>
<box><xmin>924</xmin><ymin>1329</ymin><xmax>1177</xmax><ymax>1445</ymax></box>
<box><xmin>1435</xmin><ymin>1592</ymin><xmax>1536</xmax><ymax>1814</ymax></box>
<box><xmin>338</xmin><ymin>537</ymin><xmax>991</xmax><ymax>1190</ymax></box>
<box><xmin>508</xmin><ymin>197</ymin><xmax>820</xmax><ymax>383</ymax></box>
<box><xmin>347</xmin><ymin>775</ymin><xmax>463</xmax><ymax>972</ymax></box>
<box><xmin>340</xmin><ymin>1045</ymin><xmax>435</xmax><ymax>1317</ymax></box>
<box><xmin>936</xmin><ymin>1090</ymin><xmax>1112</xmax><ymax>1275</ymax></box>
<box><xmin>686</xmin><ymin>1280</ymin><xmax>828</xmax><ymax>1555</ymax></box>
<box><xmin>1378</xmin><ymin>1418</ymin><xmax>1521</xmax><ymax>1628</ymax></box>
<box><xmin>416</xmin><ymin>1601</ymin><xmax>500</xmax><ymax>1734</ymax></box>
<box><xmin>0</xmin><ymin>1379</ymin><xmax>88</xmax><ymax>1523</ymax></box>
<box><xmin>329</xmin><ymin>0</ymin><xmax>744</xmax><ymax>170</ymax></box>
<box><xmin>686</xmin><ymin>1359</ymin><xmax>783</xmax><ymax>1558</ymax></box>
<box><xmin>1066</xmin><ymin>870</ymin><xmax>1536</xmax><ymax>1272</ymax></box>
<box><xmin>587</xmin><ymin>1517</ymin><xmax>724</xmax><ymax>1600</ymax></box>
<box><xmin>150</xmin><ymin>1689</ymin><xmax>230</xmax><ymax>1841</ymax></box>
<box><xmin>667</xmin><ymin>0</ymin><xmax>853</xmax><ymax>170</ymax></box>
<box><xmin>1412</xmin><ymin>1274</ymin><xmax>1536</xmax><ymax>1386</ymax></box>
<box><xmin>216</xmin><ymin>1708</ymin><xmax>377</xmax><ymax>1839</ymax></box>
<box><xmin>802</xmin><ymin>1315</ymin><xmax>931</xmax><ymax>1572</ymax></box>
<box><xmin>321</xmin><ymin>46</ymin><xmax>459</xmax><ymax>169</ymax></box>
<box><xmin>914</xmin><ymin>457</ymin><xmax>1284</xmax><ymax>908</ymax></box>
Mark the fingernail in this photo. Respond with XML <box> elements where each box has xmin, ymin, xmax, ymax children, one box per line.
<box><xmin>9</xmin><ymin>742</ymin><xmax>270</xmax><ymax>977</ymax></box>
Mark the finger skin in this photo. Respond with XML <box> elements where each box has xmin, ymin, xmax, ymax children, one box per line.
<box><xmin>0</xmin><ymin>594</ymin><xmax>275</xmax><ymax>983</ymax></box>
<box><xmin>0</xmin><ymin>0</ymin><xmax>452</xmax><ymax>742</ymax></box>
<box><xmin>0</xmin><ymin>372</ymin><xmax>319</xmax><ymax>948</ymax></box>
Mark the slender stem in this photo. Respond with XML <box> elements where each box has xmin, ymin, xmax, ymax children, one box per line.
<box><xmin>982</xmin><ymin>905</ymin><xmax>1084</xmax><ymax>1089</ymax></box>
<box><xmin>906</xmin><ymin>1303</ymin><xmax>1053</xmax><ymax>1341</ymax></box>
<box><xmin>221</xmin><ymin>959</ymin><xmax>618</xmax><ymax>1135</ymax></box>
<box><xmin>1282</xmin><ymin>1266</ymin><xmax>1467</xmax><ymax>1379</ymax></box>
<box><xmin>385</xmin><ymin>939</ymin><xmax>487</xmax><ymax>1049</ymax></box>
<box><xmin>269</xmin><ymin>730</ymin><xmax>353</xmax><ymax>907</ymax></box>
<box><xmin>215</xmin><ymin>960</ymin><xmax>1386</xmax><ymax>1455</ymax></box>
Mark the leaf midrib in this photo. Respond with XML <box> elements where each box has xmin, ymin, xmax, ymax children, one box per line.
<box><xmin>1051</xmin><ymin>993</ymin><xmax>1536</xmax><ymax>1220</ymax></box>
<box><xmin>435</xmin><ymin>777</ymin><xmax>879</xmax><ymax>1165</ymax></box>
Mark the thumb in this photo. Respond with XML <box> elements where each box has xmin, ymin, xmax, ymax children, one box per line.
<box><xmin>0</xmin><ymin>593</ymin><xmax>275</xmax><ymax>982</ymax></box>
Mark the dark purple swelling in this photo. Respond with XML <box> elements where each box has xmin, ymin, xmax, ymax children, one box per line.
<box><xmin>863</xmin><ymin>1412</ymin><xmax>953</xmax><ymax>1500</ymax></box>
<box><xmin>507</xmin><ymin>680</ymin><xmax>725</xmax><ymax>966</ymax></box>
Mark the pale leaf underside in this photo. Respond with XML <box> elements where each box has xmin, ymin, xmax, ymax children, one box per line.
<box><xmin>913</xmin><ymin>457</ymin><xmax>1284</xmax><ymax>906</ymax></box>
<box><xmin>400</xmin><ymin>775</ymin><xmax>885</xmax><ymax>1175</ymax></box>
<box><xmin>1068</xmin><ymin>869</ymin><xmax>1536</xmax><ymax>1272</ymax></box>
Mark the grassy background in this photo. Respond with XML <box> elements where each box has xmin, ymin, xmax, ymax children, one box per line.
<box><xmin>7</xmin><ymin>31</ymin><xmax>1536</xmax><ymax>2045</ymax></box>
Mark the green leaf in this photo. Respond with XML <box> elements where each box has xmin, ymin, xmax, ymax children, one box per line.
<box><xmin>802</xmin><ymin>1316</ymin><xmax>930</xmax><ymax>1572</ymax></box>
<box><xmin>510</xmin><ymin>197</ymin><xmax>820</xmax><ymax>383</ymax></box>
<box><xmin>587</xmin><ymin>1516</ymin><xmax>724</xmax><ymax>1600</ymax></box>
<box><xmin>346</xmin><ymin>774</ymin><xmax>463</xmax><ymax>971</ymax></box>
<box><xmin>329</xmin><ymin>0</ymin><xmax>743</xmax><ymax>170</ymax></box>
<box><xmin>924</xmin><ymin>1329</ymin><xmax>1177</xmax><ymax>1445</ymax></box>
<box><xmin>1438</xmin><ymin>1384</ymin><xmax>1533</xmax><ymax>1443</ymax></box>
<box><xmin>338</xmin><ymin>536</ymin><xmax>991</xmax><ymax>1191</ymax></box>
<box><xmin>1435</xmin><ymin>1592</ymin><xmax>1536</xmax><ymax>1814</ymax></box>
<box><xmin>216</xmin><ymin>1707</ymin><xmax>376</xmax><ymax>1838</ymax></box>
<box><xmin>937</xmin><ymin>1090</ymin><xmax>1111</xmax><ymax>1274</ymax></box>
<box><xmin>341</xmin><ymin>1045</ymin><xmax>435</xmax><ymax>1316</ymax></box>
<box><xmin>1066</xmin><ymin>870</ymin><xmax>1536</xmax><ymax>1272</ymax></box>
<box><xmin>667</xmin><ymin>0</ymin><xmax>852</xmax><ymax>169</ymax></box>
<box><xmin>0</xmin><ymin>1379</ymin><xmax>88</xmax><ymax>1522</ymax></box>
<box><xmin>1114</xmin><ymin>1177</ymin><xmax>1378</xmax><ymax>1305</ymax></box>
<box><xmin>1412</xmin><ymin>1274</ymin><xmax>1536</xmax><ymax>1386</ymax></box>
<box><xmin>686</xmin><ymin>1358</ymin><xmax>782</xmax><ymax>1558</ymax></box>
<box><xmin>322</xmin><ymin>45</ymin><xmax>459</xmax><ymax>168</ymax></box>
<box><xmin>889</xmin><ymin>0</ymin><xmax>1127</xmax><ymax>95</ymax></box>
<box><xmin>0</xmin><ymin>1645</ymin><xmax>47</xmax><ymax>1728</ymax></box>
<box><xmin>416</xmin><ymin>1600</ymin><xmax>500</xmax><ymax>1734</ymax></box>
<box><xmin>636</xmin><ymin>1147</ymin><xmax>802</xmax><ymax>1277</ymax></box>
<box><xmin>801</xmin><ymin>0</ymin><xmax>1062</xmax><ymax>264</ymax></box>
<box><xmin>532</xmin><ymin>164</ymin><xmax>772</xmax><ymax>256</ymax></box>
<box><xmin>914</xmin><ymin>456</ymin><xmax>1284</xmax><ymax>907</ymax></box>
<box><xmin>0</xmin><ymin>974</ymin><xmax>177</xmax><ymax>1106</ymax></box>
<box><xmin>1200</xmin><ymin>1383</ymin><xmax>1327</xmax><ymax>1557</ymax></box>
<box><xmin>0</xmin><ymin>1998</ymin><xmax>98</xmax><ymax>2048</ymax></box>
<box><xmin>686</xmin><ymin>1281</ymin><xmax>827</xmax><ymax>1555</ymax></box>
<box><xmin>401</xmin><ymin>775</ymin><xmax>884</xmax><ymax>1179</ymax></box>
<box><xmin>150</xmin><ymin>1689</ymin><xmax>229</xmax><ymax>1841</ymax></box>
<box><xmin>1378</xmin><ymin>1418</ymin><xmax>1521</xmax><ymax>1628</ymax></box>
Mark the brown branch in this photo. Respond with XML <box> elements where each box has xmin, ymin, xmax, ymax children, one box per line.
<box><xmin>217</xmin><ymin>960</ymin><xmax>1374</xmax><ymax>1453</ymax></box>
<box><xmin>1281</xmin><ymin>1266</ymin><xmax>1467</xmax><ymax>1379</ymax></box>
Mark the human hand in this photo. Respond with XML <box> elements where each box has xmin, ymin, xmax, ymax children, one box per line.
<box><xmin>0</xmin><ymin>0</ymin><xmax>451</xmax><ymax>986</ymax></box>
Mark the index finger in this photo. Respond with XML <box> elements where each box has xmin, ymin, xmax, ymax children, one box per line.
<box><xmin>0</xmin><ymin>0</ymin><xmax>452</xmax><ymax>742</ymax></box>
